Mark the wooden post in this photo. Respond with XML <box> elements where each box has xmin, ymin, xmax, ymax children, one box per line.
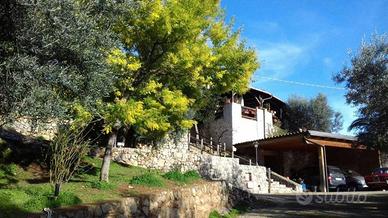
<box><xmin>267</xmin><ymin>168</ymin><xmax>272</xmax><ymax>193</ymax></box>
<box><xmin>210</xmin><ymin>137</ymin><xmax>213</xmax><ymax>154</ymax></box>
<box><xmin>318</xmin><ymin>146</ymin><xmax>328</xmax><ymax>192</ymax></box>
<box><xmin>223</xmin><ymin>143</ymin><xmax>226</xmax><ymax>157</ymax></box>
<box><xmin>232</xmin><ymin>150</ymin><xmax>234</xmax><ymax>158</ymax></box>
<box><xmin>200</xmin><ymin>139</ymin><xmax>204</xmax><ymax>154</ymax></box>
<box><xmin>217</xmin><ymin>144</ymin><xmax>220</xmax><ymax>156</ymax></box>
<box><xmin>196</xmin><ymin>133</ymin><xmax>199</xmax><ymax>147</ymax></box>
<box><xmin>249</xmin><ymin>159</ymin><xmax>252</xmax><ymax>166</ymax></box>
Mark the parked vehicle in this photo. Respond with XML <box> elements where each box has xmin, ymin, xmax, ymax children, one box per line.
<box><xmin>364</xmin><ymin>168</ymin><xmax>388</xmax><ymax>190</ymax></box>
<box><xmin>293</xmin><ymin>165</ymin><xmax>346</xmax><ymax>191</ymax></box>
<box><xmin>327</xmin><ymin>166</ymin><xmax>347</xmax><ymax>191</ymax></box>
<box><xmin>341</xmin><ymin>169</ymin><xmax>368</xmax><ymax>191</ymax></box>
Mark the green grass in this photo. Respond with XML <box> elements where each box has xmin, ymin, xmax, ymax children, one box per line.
<box><xmin>0</xmin><ymin>156</ymin><xmax>202</xmax><ymax>217</ymax></box>
<box><xmin>0</xmin><ymin>187</ymin><xmax>81</xmax><ymax>218</ymax></box>
<box><xmin>163</xmin><ymin>170</ymin><xmax>201</xmax><ymax>183</ymax></box>
<box><xmin>209</xmin><ymin>204</ymin><xmax>249</xmax><ymax>218</ymax></box>
<box><xmin>90</xmin><ymin>181</ymin><xmax>116</xmax><ymax>190</ymax></box>
<box><xmin>129</xmin><ymin>173</ymin><xmax>165</xmax><ymax>187</ymax></box>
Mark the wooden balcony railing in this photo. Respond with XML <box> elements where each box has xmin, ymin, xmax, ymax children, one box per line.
<box><xmin>241</xmin><ymin>106</ymin><xmax>257</xmax><ymax>120</ymax></box>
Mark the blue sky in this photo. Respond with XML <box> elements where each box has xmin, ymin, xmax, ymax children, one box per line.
<box><xmin>221</xmin><ymin>0</ymin><xmax>388</xmax><ymax>135</ymax></box>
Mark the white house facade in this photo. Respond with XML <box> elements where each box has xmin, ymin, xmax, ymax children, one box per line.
<box><xmin>207</xmin><ymin>88</ymin><xmax>286</xmax><ymax>149</ymax></box>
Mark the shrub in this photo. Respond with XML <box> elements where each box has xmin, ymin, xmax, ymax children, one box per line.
<box><xmin>183</xmin><ymin>170</ymin><xmax>201</xmax><ymax>179</ymax></box>
<box><xmin>129</xmin><ymin>173</ymin><xmax>164</xmax><ymax>187</ymax></box>
<box><xmin>163</xmin><ymin>170</ymin><xmax>200</xmax><ymax>183</ymax></box>
<box><xmin>209</xmin><ymin>210</ymin><xmax>222</xmax><ymax>218</ymax></box>
<box><xmin>163</xmin><ymin>170</ymin><xmax>185</xmax><ymax>182</ymax></box>
<box><xmin>48</xmin><ymin>191</ymin><xmax>82</xmax><ymax>208</ymax></box>
<box><xmin>90</xmin><ymin>181</ymin><xmax>116</xmax><ymax>190</ymax></box>
<box><xmin>208</xmin><ymin>205</ymin><xmax>247</xmax><ymax>218</ymax></box>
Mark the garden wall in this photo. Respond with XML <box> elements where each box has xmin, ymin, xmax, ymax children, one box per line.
<box><xmin>111</xmin><ymin>135</ymin><xmax>206</xmax><ymax>172</ymax></box>
<box><xmin>36</xmin><ymin>181</ymin><xmax>231</xmax><ymax>218</ymax></box>
<box><xmin>112</xmin><ymin>143</ymin><xmax>272</xmax><ymax>194</ymax></box>
<box><xmin>111</xmin><ymin>136</ymin><xmax>301</xmax><ymax>194</ymax></box>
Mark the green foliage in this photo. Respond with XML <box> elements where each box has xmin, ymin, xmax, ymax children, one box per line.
<box><xmin>129</xmin><ymin>173</ymin><xmax>165</xmax><ymax>187</ymax></box>
<box><xmin>286</xmin><ymin>93</ymin><xmax>343</xmax><ymax>133</ymax></box>
<box><xmin>0</xmin><ymin>147</ymin><xmax>12</xmax><ymax>163</ymax></box>
<box><xmin>100</xmin><ymin>0</ymin><xmax>258</xmax><ymax>140</ymax></box>
<box><xmin>163</xmin><ymin>170</ymin><xmax>200</xmax><ymax>183</ymax></box>
<box><xmin>0</xmin><ymin>163</ymin><xmax>21</xmax><ymax>188</ymax></box>
<box><xmin>90</xmin><ymin>181</ymin><xmax>116</xmax><ymax>190</ymax></box>
<box><xmin>49</xmin><ymin>126</ymin><xmax>90</xmax><ymax>196</ymax></box>
<box><xmin>209</xmin><ymin>210</ymin><xmax>223</xmax><ymax>218</ymax></box>
<box><xmin>269</xmin><ymin>122</ymin><xmax>288</xmax><ymax>137</ymax></box>
<box><xmin>334</xmin><ymin>34</ymin><xmax>388</xmax><ymax>149</ymax></box>
<box><xmin>209</xmin><ymin>207</ymin><xmax>246</xmax><ymax>218</ymax></box>
<box><xmin>0</xmin><ymin>0</ymin><xmax>117</xmax><ymax>125</ymax></box>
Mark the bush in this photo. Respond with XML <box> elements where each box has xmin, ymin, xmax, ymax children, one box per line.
<box><xmin>163</xmin><ymin>170</ymin><xmax>185</xmax><ymax>182</ymax></box>
<box><xmin>48</xmin><ymin>191</ymin><xmax>82</xmax><ymax>208</ymax></box>
<box><xmin>209</xmin><ymin>210</ymin><xmax>222</xmax><ymax>218</ymax></box>
<box><xmin>184</xmin><ymin>170</ymin><xmax>201</xmax><ymax>179</ymax></box>
<box><xmin>90</xmin><ymin>181</ymin><xmax>116</xmax><ymax>190</ymax></box>
<box><xmin>208</xmin><ymin>205</ymin><xmax>247</xmax><ymax>218</ymax></box>
<box><xmin>129</xmin><ymin>173</ymin><xmax>164</xmax><ymax>187</ymax></box>
<box><xmin>163</xmin><ymin>170</ymin><xmax>200</xmax><ymax>183</ymax></box>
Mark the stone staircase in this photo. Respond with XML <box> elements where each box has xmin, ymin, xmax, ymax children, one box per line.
<box><xmin>270</xmin><ymin>180</ymin><xmax>298</xmax><ymax>194</ymax></box>
<box><xmin>188</xmin><ymin>134</ymin><xmax>302</xmax><ymax>194</ymax></box>
<box><xmin>268</xmin><ymin>170</ymin><xmax>303</xmax><ymax>193</ymax></box>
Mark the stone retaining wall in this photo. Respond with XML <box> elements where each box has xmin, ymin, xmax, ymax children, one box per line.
<box><xmin>113</xmin><ymin>144</ymin><xmax>273</xmax><ymax>194</ymax></box>
<box><xmin>38</xmin><ymin>181</ymin><xmax>230</xmax><ymax>218</ymax></box>
<box><xmin>112</xmin><ymin>136</ymin><xmax>301</xmax><ymax>195</ymax></box>
<box><xmin>111</xmin><ymin>135</ymin><xmax>207</xmax><ymax>172</ymax></box>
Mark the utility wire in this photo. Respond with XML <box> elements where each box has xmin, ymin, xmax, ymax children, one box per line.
<box><xmin>253</xmin><ymin>76</ymin><xmax>346</xmax><ymax>90</ymax></box>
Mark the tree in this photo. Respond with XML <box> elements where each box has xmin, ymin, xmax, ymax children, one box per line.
<box><xmin>286</xmin><ymin>93</ymin><xmax>343</xmax><ymax>133</ymax></box>
<box><xmin>49</xmin><ymin>126</ymin><xmax>89</xmax><ymax>197</ymax></box>
<box><xmin>0</xmin><ymin>0</ymin><xmax>117</xmax><ymax>127</ymax></box>
<box><xmin>98</xmin><ymin>0</ymin><xmax>258</xmax><ymax>181</ymax></box>
<box><xmin>334</xmin><ymin>34</ymin><xmax>388</xmax><ymax>149</ymax></box>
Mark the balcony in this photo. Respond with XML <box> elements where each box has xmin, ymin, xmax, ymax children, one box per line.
<box><xmin>241</xmin><ymin>106</ymin><xmax>257</xmax><ymax>120</ymax></box>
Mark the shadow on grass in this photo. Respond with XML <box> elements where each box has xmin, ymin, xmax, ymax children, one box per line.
<box><xmin>0</xmin><ymin>203</ymin><xmax>31</xmax><ymax>218</ymax></box>
<box><xmin>26</xmin><ymin>177</ymin><xmax>50</xmax><ymax>184</ymax></box>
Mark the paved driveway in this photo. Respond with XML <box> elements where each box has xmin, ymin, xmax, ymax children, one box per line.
<box><xmin>239</xmin><ymin>191</ymin><xmax>388</xmax><ymax>217</ymax></box>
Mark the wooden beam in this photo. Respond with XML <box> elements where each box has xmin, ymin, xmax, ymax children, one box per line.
<box><xmin>308</xmin><ymin>138</ymin><xmax>353</xmax><ymax>148</ymax></box>
<box><xmin>318</xmin><ymin>146</ymin><xmax>328</xmax><ymax>192</ymax></box>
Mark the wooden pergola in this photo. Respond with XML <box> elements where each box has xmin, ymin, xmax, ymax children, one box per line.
<box><xmin>235</xmin><ymin>130</ymin><xmax>378</xmax><ymax>192</ymax></box>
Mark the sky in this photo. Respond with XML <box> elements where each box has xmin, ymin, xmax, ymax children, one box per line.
<box><xmin>221</xmin><ymin>0</ymin><xmax>388</xmax><ymax>135</ymax></box>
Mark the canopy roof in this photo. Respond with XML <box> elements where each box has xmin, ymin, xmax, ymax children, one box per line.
<box><xmin>234</xmin><ymin>130</ymin><xmax>360</xmax><ymax>151</ymax></box>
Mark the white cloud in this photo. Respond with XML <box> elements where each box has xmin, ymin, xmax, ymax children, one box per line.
<box><xmin>323</xmin><ymin>57</ymin><xmax>332</xmax><ymax>66</ymax></box>
<box><xmin>254</xmin><ymin>42</ymin><xmax>307</xmax><ymax>79</ymax></box>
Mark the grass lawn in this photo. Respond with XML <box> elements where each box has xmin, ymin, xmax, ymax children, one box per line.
<box><xmin>0</xmin><ymin>157</ymin><xmax>202</xmax><ymax>217</ymax></box>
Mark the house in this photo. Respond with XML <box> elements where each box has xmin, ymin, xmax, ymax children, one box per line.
<box><xmin>204</xmin><ymin>87</ymin><xmax>287</xmax><ymax>149</ymax></box>
<box><xmin>197</xmin><ymin>87</ymin><xmax>381</xmax><ymax>192</ymax></box>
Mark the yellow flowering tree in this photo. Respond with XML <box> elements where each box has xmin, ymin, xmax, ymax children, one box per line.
<box><xmin>99</xmin><ymin>0</ymin><xmax>258</xmax><ymax>181</ymax></box>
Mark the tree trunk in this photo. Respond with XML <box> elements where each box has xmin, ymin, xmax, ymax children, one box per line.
<box><xmin>54</xmin><ymin>183</ymin><xmax>61</xmax><ymax>197</ymax></box>
<box><xmin>100</xmin><ymin>131</ymin><xmax>117</xmax><ymax>182</ymax></box>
